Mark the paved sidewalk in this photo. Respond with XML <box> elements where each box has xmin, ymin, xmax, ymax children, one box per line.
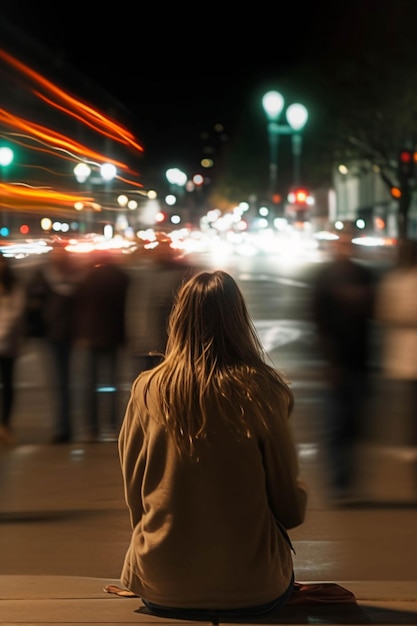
<box><xmin>1</xmin><ymin>576</ymin><xmax>417</xmax><ymax>624</ymax></box>
<box><xmin>1</xmin><ymin>440</ymin><xmax>417</xmax><ymax>625</ymax></box>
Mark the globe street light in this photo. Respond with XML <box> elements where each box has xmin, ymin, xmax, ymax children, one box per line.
<box><xmin>166</xmin><ymin>167</ymin><xmax>188</xmax><ymax>220</ymax></box>
<box><xmin>74</xmin><ymin>162</ymin><xmax>91</xmax><ymax>184</ymax></box>
<box><xmin>262</xmin><ymin>91</ymin><xmax>308</xmax><ymax>198</ymax></box>
<box><xmin>166</xmin><ymin>167</ymin><xmax>187</xmax><ymax>188</ymax></box>
<box><xmin>117</xmin><ymin>194</ymin><xmax>138</xmax><ymax>235</ymax></box>
<box><xmin>286</xmin><ymin>103</ymin><xmax>309</xmax><ymax>186</ymax></box>
<box><xmin>74</xmin><ymin>161</ymin><xmax>117</xmax><ymax>235</ymax></box>
<box><xmin>74</xmin><ymin>162</ymin><xmax>92</xmax><ymax>233</ymax></box>
<box><xmin>100</xmin><ymin>162</ymin><xmax>117</xmax><ymax>182</ymax></box>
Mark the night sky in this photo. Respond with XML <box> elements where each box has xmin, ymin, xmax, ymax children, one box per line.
<box><xmin>0</xmin><ymin>5</ymin><xmax>334</xmax><ymax>150</ymax></box>
<box><xmin>1</xmin><ymin>1</ymin><xmax>415</xmax><ymax>185</ymax></box>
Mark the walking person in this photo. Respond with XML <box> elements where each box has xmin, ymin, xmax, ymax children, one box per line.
<box><xmin>116</xmin><ymin>270</ymin><xmax>307</xmax><ymax>619</ymax></box>
<box><xmin>75</xmin><ymin>250</ymin><xmax>130</xmax><ymax>442</ymax></box>
<box><xmin>311</xmin><ymin>229</ymin><xmax>376</xmax><ymax>504</ymax></box>
<box><xmin>25</xmin><ymin>245</ymin><xmax>80</xmax><ymax>443</ymax></box>
<box><xmin>131</xmin><ymin>238</ymin><xmax>198</xmax><ymax>374</ymax></box>
<box><xmin>0</xmin><ymin>253</ymin><xmax>25</xmax><ymax>446</ymax></box>
<box><xmin>375</xmin><ymin>238</ymin><xmax>417</xmax><ymax>489</ymax></box>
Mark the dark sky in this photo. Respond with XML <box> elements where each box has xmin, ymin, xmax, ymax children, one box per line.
<box><xmin>0</xmin><ymin>4</ymin><xmax>334</xmax><ymax>148</ymax></box>
<box><xmin>2</xmin><ymin>1</ymin><xmax>413</xmax><ymax>184</ymax></box>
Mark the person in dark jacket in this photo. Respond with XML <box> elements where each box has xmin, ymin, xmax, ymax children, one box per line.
<box><xmin>0</xmin><ymin>253</ymin><xmax>25</xmax><ymax>446</ymax></box>
<box><xmin>25</xmin><ymin>245</ymin><xmax>81</xmax><ymax>443</ymax></box>
<box><xmin>311</xmin><ymin>229</ymin><xmax>376</xmax><ymax>504</ymax></box>
<box><xmin>75</xmin><ymin>250</ymin><xmax>130</xmax><ymax>442</ymax></box>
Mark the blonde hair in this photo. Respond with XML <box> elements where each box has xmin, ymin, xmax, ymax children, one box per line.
<box><xmin>144</xmin><ymin>270</ymin><xmax>293</xmax><ymax>456</ymax></box>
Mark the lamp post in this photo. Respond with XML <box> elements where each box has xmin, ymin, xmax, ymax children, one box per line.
<box><xmin>166</xmin><ymin>167</ymin><xmax>188</xmax><ymax>222</ymax></box>
<box><xmin>117</xmin><ymin>194</ymin><xmax>138</xmax><ymax>235</ymax></box>
<box><xmin>262</xmin><ymin>91</ymin><xmax>308</xmax><ymax>199</ymax></box>
<box><xmin>74</xmin><ymin>161</ymin><xmax>117</xmax><ymax>235</ymax></box>
<box><xmin>100</xmin><ymin>163</ymin><xmax>117</xmax><ymax>235</ymax></box>
<box><xmin>166</xmin><ymin>167</ymin><xmax>187</xmax><ymax>191</ymax></box>
<box><xmin>74</xmin><ymin>162</ymin><xmax>92</xmax><ymax>233</ymax></box>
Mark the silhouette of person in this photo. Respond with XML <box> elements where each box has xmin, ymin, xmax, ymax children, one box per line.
<box><xmin>25</xmin><ymin>245</ymin><xmax>80</xmax><ymax>443</ymax></box>
<box><xmin>75</xmin><ymin>250</ymin><xmax>130</xmax><ymax>441</ymax></box>
<box><xmin>311</xmin><ymin>229</ymin><xmax>376</xmax><ymax>503</ymax></box>
<box><xmin>130</xmin><ymin>237</ymin><xmax>198</xmax><ymax>374</ymax></box>
<box><xmin>375</xmin><ymin>239</ymin><xmax>417</xmax><ymax>469</ymax></box>
<box><xmin>117</xmin><ymin>270</ymin><xmax>307</xmax><ymax>619</ymax></box>
<box><xmin>0</xmin><ymin>253</ymin><xmax>25</xmax><ymax>446</ymax></box>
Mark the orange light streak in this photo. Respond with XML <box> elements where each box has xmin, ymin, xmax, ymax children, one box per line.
<box><xmin>35</xmin><ymin>91</ymin><xmax>142</xmax><ymax>152</ymax></box>
<box><xmin>0</xmin><ymin>50</ymin><xmax>144</xmax><ymax>154</ymax></box>
<box><xmin>114</xmin><ymin>174</ymin><xmax>144</xmax><ymax>189</ymax></box>
<box><xmin>0</xmin><ymin>109</ymin><xmax>129</xmax><ymax>170</ymax></box>
<box><xmin>0</xmin><ymin>182</ymin><xmax>93</xmax><ymax>210</ymax></box>
<box><xmin>2</xmin><ymin>132</ymin><xmax>141</xmax><ymax>181</ymax></box>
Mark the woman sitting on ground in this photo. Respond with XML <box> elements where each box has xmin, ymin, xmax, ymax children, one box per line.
<box><xmin>117</xmin><ymin>269</ymin><xmax>308</xmax><ymax>620</ymax></box>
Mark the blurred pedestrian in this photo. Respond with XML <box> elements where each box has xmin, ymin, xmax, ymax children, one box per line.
<box><xmin>375</xmin><ymin>239</ymin><xmax>417</xmax><ymax>459</ymax></box>
<box><xmin>117</xmin><ymin>270</ymin><xmax>307</xmax><ymax>619</ymax></box>
<box><xmin>75</xmin><ymin>250</ymin><xmax>130</xmax><ymax>442</ymax></box>
<box><xmin>0</xmin><ymin>253</ymin><xmax>25</xmax><ymax>446</ymax></box>
<box><xmin>25</xmin><ymin>245</ymin><xmax>80</xmax><ymax>444</ymax></box>
<box><xmin>129</xmin><ymin>237</ymin><xmax>198</xmax><ymax>374</ymax></box>
<box><xmin>311</xmin><ymin>229</ymin><xmax>376</xmax><ymax>504</ymax></box>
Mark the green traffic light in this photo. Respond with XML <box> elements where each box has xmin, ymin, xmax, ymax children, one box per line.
<box><xmin>0</xmin><ymin>146</ymin><xmax>14</xmax><ymax>167</ymax></box>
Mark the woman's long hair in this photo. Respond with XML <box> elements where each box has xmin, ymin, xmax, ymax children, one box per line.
<box><xmin>144</xmin><ymin>270</ymin><xmax>293</xmax><ymax>457</ymax></box>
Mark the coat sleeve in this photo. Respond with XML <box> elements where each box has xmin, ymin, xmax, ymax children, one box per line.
<box><xmin>260</xmin><ymin>393</ymin><xmax>308</xmax><ymax>530</ymax></box>
<box><xmin>118</xmin><ymin>384</ymin><xmax>147</xmax><ymax>529</ymax></box>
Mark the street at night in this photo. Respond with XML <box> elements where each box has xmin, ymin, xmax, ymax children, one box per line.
<box><xmin>2</xmin><ymin>2</ymin><xmax>417</xmax><ymax>618</ymax></box>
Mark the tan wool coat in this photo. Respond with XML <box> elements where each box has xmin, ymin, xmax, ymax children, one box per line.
<box><xmin>118</xmin><ymin>370</ymin><xmax>307</xmax><ymax>610</ymax></box>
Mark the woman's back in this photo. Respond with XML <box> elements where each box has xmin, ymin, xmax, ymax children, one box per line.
<box><xmin>118</xmin><ymin>270</ymin><xmax>307</xmax><ymax>613</ymax></box>
<box><xmin>119</xmin><ymin>368</ymin><xmax>305</xmax><ymax>608</ymax></box>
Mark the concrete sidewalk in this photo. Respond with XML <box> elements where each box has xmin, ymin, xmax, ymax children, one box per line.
<box><xmin>1</xmin><ymin>428</ymin><xmax>417</xmax><ymax>625</ymax></box>
<box><xmin>1</xmin><ymin>576</ymin><xmax>417</xmax><ymax>624</ymax></box>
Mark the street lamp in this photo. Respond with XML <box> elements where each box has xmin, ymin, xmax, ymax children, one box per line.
<box><xmin>166</xmin><ymin>167</ymin><xmax>188</xmax><ymax>220</ymax></box>
<box><xmin>73</xmin><ymin>161</ymin><xmax>117</xmax><ymax>235</ymax></box>
<box><xmin>166</xmin><ymin>168</ymin><xmax>187</xmax><ymax>189</ymax></box>
<box><xmin>262</xmin><ymin>91</ymin><xmax>308</xmax><ymax>198</ymax></box>
<box><xmin>100</xmin><ymin>162</ymin><xmax>117</xmax><ymax>236</ymax></box>
<box><xmin>73</xmin><ymin>162</ymin><xmax>91</xmax><ymax>184</ymax></box>
<box><xmin>74</xmin><ymin>162</ymin><xmax>92</xmax><ymax>233</ymax></box>
<box><xmin>0</xmin><ymin>146</ymin><xmax>14</xmax><ymax>169</ymax></box>
<box><xmin>117</xmin><ymin>194</ymin><xmax>138</xmax><ymax>235</ymax></box>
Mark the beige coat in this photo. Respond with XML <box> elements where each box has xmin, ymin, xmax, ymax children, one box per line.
<box><xmin>118</xmin><ymin>371</ymin><xmax>307</xmax><ymax>609</ymax></box>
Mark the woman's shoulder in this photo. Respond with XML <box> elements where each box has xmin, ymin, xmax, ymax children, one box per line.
<box><xmin>131</xmin><ymin>369</ymin><xmax>157</xmax><ymax>396</ymax></box>
<box><xmin>251</xmin><ymin>363</ymin><xmax>291</xmax><ymax>387</ymax></box>
<box><xmin>253</xmin><ymin>367</ymin><xmax>294</xmax><ymax>408</ymax></box>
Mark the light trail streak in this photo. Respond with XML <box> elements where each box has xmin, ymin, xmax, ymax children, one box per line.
<box><xmin>1</xmin><ymin>182</ymin><xmax>91</xmax><ymax>202</ymax></box>
<box><xmin>0</xmin><ymin>182</ymin><xmax>93</xmax><ymax>211</ymax></box>
<box><xmin>0</xmin><ymin>110</ymin><xmax>129</xmax><ymax>171</ymax></box>
<box><xmin>0</xmin><ymin>50</ymin><xmax>144</xmax><ymax>154</ymax></box>
<box><xmin>2</xmin><ymin>132</ymin><xmax>142</xmax><ymax>184</ymax></box>
<box><xmin>0</xmin><ymin>48</ymin><xmax>146</xmax><ymax>221</ymax></box>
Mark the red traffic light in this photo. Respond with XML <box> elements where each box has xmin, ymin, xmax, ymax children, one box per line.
<box><xmin>398</xmin><ymin>149</ymin><xmax>417</xmax><ymax>179</ymax></box>
<box><xmin>288</xmin><ymin>188</ymin><xmax>311</xmax><ymax>205</ymax></box>
<box><xmin>400</xmin><ymin>150</ymin><xmax>413</xmax><ymax>163</ymax></box>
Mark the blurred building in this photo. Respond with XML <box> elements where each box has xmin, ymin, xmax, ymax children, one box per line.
<box><xmin>0</xmin><ymin>16</ymin><xmax>145</xmax><ymax>239</ymax></box>
<box><xmin>332</xmin><ymin>160</ymin><xmax>403</xmax><ymax>238</ymax></box>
